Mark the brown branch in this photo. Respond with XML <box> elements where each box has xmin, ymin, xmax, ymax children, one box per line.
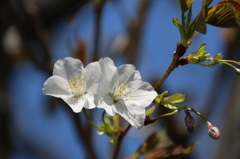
<box><xmin>154</xmin><ymin>43</ymin><xmax>188</xmax><ymax>91</ymax></box>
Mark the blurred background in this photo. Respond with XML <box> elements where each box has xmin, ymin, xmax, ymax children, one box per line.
<box><xmin>1</xmin><ymin>0</ymin><xmax>240</xmax><ymax>159</ymax></box>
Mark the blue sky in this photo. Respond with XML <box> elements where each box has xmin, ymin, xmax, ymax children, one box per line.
<box><xmin>7</xmin><ymin>0</ymin><xmax>230</xmax><ymax>158</ymax></box>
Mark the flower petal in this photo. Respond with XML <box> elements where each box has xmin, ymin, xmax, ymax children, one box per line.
<box><xmin>99</xmin><ymin>57</ymin><xmax>118</xmax><ymax>92</ymax></box>
<box><xmin>124</xmin><ymin>70</ymin><xmax>141</xmax><ymax>84</ymax></box>
<box><xmin>97</xmin><ymin>92</ymin><xmax>116</xmax><ymax>116</ymax></box>
<box><xmin>62</xmin><ymin>96</ymin><xmax>86</xmax><ymax>113</ymax></box>
<box><xmin>42</xmin><ymin>76</ymin><xmax>72</xmax><ymax>98</ymax></box>
<box><xmin>82</xmin><ymin>61</ymin><xmax>101</xmax><ymax>90</ymax></box>
<box><xmin>113</xmin><ymin>101</ymin><xmax>146</xmax><ymax>129</ymax></box>
<box><xmin>117</xmin><ymin>64</ymin><xmax>141</xmax><ymax>84</ymax></box>
<box><xmin>85</xmin><ymin>94</ymin><xmax>98</xmax><ymax>109</ymax></box>
<box><xmin>53</xmin><ymin>57</ymin><xmax>83</xmax><ymax>80</ymax></box>
<box><xmin>129</xmin><ymin>81</ymin><xmax>157</xmax><ymax>107</ymax></box>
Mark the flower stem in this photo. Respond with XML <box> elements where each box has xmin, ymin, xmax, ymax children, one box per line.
<box><xmin>83</xmin><ymin>108</ymin><xmax>100</xmax><ymax>129</ymax></box>
<box><xmin>187</xmin><ymin>108</ymin><xmax>208</xmax><ymax>123</ymax></box>
<box><xmin>112</xmin><ymin>124</ymin><xmax>132</xmax><ymax>159</ymax></box>
<box><xmin>151</xmin><ymin>110</ymin><xmax>180</xmax><ymax>121</ymax></box>
<box><xmin>154</xmin><ymin>43</ymin><xmax>188</xmax><ymax>91</ymax></box>
<box><xmin>102</xmin><ymin>110</ymin><xmax>106</xmax><ymax>124</ymax></box>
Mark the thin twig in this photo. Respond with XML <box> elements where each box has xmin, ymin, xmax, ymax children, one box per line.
<box><xmin>154</xmin><ymin>43</ymin><xmax>188</xmax><ymax>91</ymax></box>
<box><xmin>125</xmin><ymin>0</ymin><xmax>153</xmax><ymax>64</ymax></box>
<box><xmin>93</xmin><ymin>0</ymin><xmax>105</xmax><ymax>61</ymax></box>
<box><xmin>112</xmin><ymin>124</ymin><xmax>132</xmax><ymax>159</ymax></box>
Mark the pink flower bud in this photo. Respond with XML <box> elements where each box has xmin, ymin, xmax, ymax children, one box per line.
<box><xmin>207</xmin><ymin>122</ymin><xmax>220</xmax><ymax>140</ymax></box>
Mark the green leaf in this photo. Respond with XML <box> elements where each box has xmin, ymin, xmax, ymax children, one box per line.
<box><xmin>160</xmin><ymin>93</ymin><xmax>185</xmax><ymax>110</ymax></box>
<box><xmin>193</xmin><ymin>0</ymin><xmax>207</xmax><ymax>34</ymax></box>
<box><xmin>97</xmin><ymin>115</ymin><xmax>120</xmax><ymax>145</ymax></box>
<box><xmin>199</xmin><ymin>63</ymin><xmax>217</xmax><ymax>68</ymax></box>
<box><xmin>146</xmin><ymin>91</ymin><xmax>170</xmax><ymax>115</ymax></box>
<box><xmin>194</xmin><ymin>43</ymin><xmax>206</xmax><ymax>58</ymax></box>
<box><xmin>164</xmin><ymin>93</ymin><xmax>185</xmax><ymax>103</ymax></box>
<box><xmin>212</xmin><ymin>53</ymin><xmax>223</xmax><ymax>60</ymax></box>
<box><xmin>155</xmin><ymin>94</ymin><xmax>163</xmax><ymax>104</ymax></box>
<box><xmin>206</xmin><ymin>1</ymin><xmax>240</xmax><ymax>28</ymax></box>
<box><xmin>155</xmin><ymin>91</ymin><xmax>170</xmax><ymax>103</ymax></box>
<box><xmin>186</xmin><ymin>5</ymin><xmax>193</xmax><ymax>28</ymax></box>
<box><xmin>173</xmin><ymin>17</ymin><xmax>187</xmax><ymax>44</ymax></box>
<box><xmin>146</xmin><ymin>104</ymin><xmax>159</xmax><ymax>116</ymax></box>
<box><xmin>187</xmin><ymin>44</ymin><xmax>211</xmax><ymax>64</ymax></box>
<box><xmin>163</xmin><ymin>104</ymin><xmax>179</xmax><ymax>110</ymax></box>
<box><xmin>173</xmin><ymin>17</ymin><xmax>181</xmax><ymax>27</ymax></box>
<box><xmin>179</xmin><ymin>0</ymin><xmax>194</xmax><ymax>12</ymax></box>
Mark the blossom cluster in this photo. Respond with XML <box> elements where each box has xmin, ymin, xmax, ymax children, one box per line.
<box><xmin>42</xmin><ymin>57</ymin><xmax>157</xmax><ymax>129</ymax></box>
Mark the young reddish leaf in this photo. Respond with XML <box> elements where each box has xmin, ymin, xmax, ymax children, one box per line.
<box><xmin>144</xmin><ymin>143</ymin><xmax>196</xmax><ymax>159</ymax></box>
<box><xmin>206</xmin><ymin>1</ymin><xmax>240</xmax><ymax>28</ymax></box>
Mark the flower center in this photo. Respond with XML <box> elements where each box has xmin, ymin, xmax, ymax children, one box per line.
<box><xmin>66</xmin><ymin>77</ymin><xmax>86</xmax><ymax>98</ymax></box>
<box><xmin>110</xmin><ymin>79</ymin><xmax>133</xmax><ymax>103</ymax></box>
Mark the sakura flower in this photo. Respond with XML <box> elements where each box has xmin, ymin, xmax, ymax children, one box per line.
<box><xmin>97</xmin><ymin>57</ymin><xmax>157</xmax><ymax>129</ymax></box>
<box><xmin>42</xmin><ymin>57</ymin><xmax>101</xmax><ymax>112</ymax></box>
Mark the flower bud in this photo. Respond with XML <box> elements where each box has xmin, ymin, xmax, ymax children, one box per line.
<box><xmin>187</xmin><ymin>126</ymin><xmax>194</xmax><ymax>134</ymax></box>
<box><xmin>184</xmin><ymin>111</ymin><xmax>195</xmax><ymax>127</ymax></box>
<box><xmin>207</xmin><ymin>122</ymin><xmax>220</xmax><ymax>140</ymax></box>
<box><xmin>184</xmin><ymin>110</ymin><xmax>195</xmax><ymax>134</ymax></box>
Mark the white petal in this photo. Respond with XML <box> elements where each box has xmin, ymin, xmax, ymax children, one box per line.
<box><xmin>124</xmin><ymin>71</ymin><xmax>141</xmax><ymax>84</ymax></box>
<box><xmin>82</xmin><ymin>61</ymin><xmax>101</xmax><ymax>90</ymax></box>
<box><xmin>42</xmin><ymin>76</ymin><xmax>72</xmax><ymax>98</ymax></box>
<box><xmin>98</xmin><ymin>103</ymin><xmax>116</xmax><ymax>116</ymax></box>
<box><xmin>97</xmin><ymin>92</ymin><xmax>116</xmax><ymax>116</ymax></box>
<box><xmin>99</xmin><ymin>57</ymin><xmax>118</xmax><ymax>92</ymax></box>
<box><xmin>62</xmin><ymin>96</ymin><xmax>86</xmax><ymax>113</ymax></box>
<box><xmin>87</xmin><ymin>83</ymin><xmax>99</xmax><ymax>95</ymax></box>
<box><xmin>53</xmin><ymin>57</ymin><xmax>83</xmax><ymax>80</ymax></box>
<box><xmin>85</xmin><ymin>94</ymin><xmax>97</xmax><ymax>109</ymax></box>
<box><xmin>129</xmin><ymin>81</ymin><xmax>157</xmax><ymax>107</ymax></box>
<box><xmin>117</xmin><ymin>64</ymin><xmax>141</xmax><ymax>84</ymax></box>
<box><xmin>113</xmin><ymin>101</ymin><xmax>146</xmax><ymax>129</ymax></box>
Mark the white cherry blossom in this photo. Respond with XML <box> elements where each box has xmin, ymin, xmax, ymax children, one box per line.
<box><xmin>42</xmin><ymin>57</ymin><xmax>101</xmax><ymax>112</ymax></box>
<box><xmin>97</xmin><ymin>57</ymin><xmax>157</xmax><ymax>129</ymax></box>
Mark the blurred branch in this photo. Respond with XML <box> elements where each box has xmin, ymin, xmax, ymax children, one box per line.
<box><xmin>154</xmin><ymin>43</ymin><xmax>188</xmax><ymax>91</ymax></box>
<box><xmin>72</xmin><ymin>113</ymin><xmax>97</xmax><ymax>159</ymax></box>
<box><xmin>93</xmin><ymin>0</ymin><xmax>106</xmax><ymax>61</ymax></box>
<box><xmin>5</xmin><ymin>0</ymin><xmax>52</xmax><ymax>73</ymax></box>
<box><xmin>124</xmin><ymin>0</ymin><xmax>153</xmax><ymax>64</ymax></box>
<box><xmin>28</xmin><ymin>0</ymin><xmax>89</xmax><ymax>26</ymax></box>
<box><xmin>0</xmin><ymin>47</ymin><xmax>12</xmax><ymax>159</ymax></box>
<box><xmin>112</xmin><ymin>124</ymin><xmax>131</xmax><ymax>159</ymax></box>
<box><xmin>216</xmin><ymin>29</ymin><xmax>240</xmax><ymax>159</ymax></box>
